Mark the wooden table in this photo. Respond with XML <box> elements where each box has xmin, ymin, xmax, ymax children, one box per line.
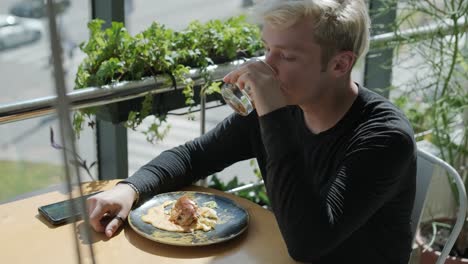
<box><xmin>0</xmin><ymin>180</ymin><xmax>296</xmax><ymax>264</ymax></box>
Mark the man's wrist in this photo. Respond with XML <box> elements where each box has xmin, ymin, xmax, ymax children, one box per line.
<box><xmin>116</xmin><ymin>181</ymin><xmax>140</xmax><ymax>208</ymax></box>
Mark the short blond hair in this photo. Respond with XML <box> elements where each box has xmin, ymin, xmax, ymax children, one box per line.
<box><xmin>257</xmin><ymin>0</ymin><xmax>370</xmax><ymax>67</ymax></box>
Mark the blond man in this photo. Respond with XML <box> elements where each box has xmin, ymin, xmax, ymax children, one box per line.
<box><xmin>88</xmin><ymin>1</ymin><xmax>416</xmax><ymax>263</ymax></box>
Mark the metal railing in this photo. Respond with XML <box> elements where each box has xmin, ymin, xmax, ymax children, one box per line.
<box><xmin>226</xmin><ymin>180</ymin><xmax>265</xmax><ymax>194</ymax></box>
<box><xmin>0</xmin><ymin>62</ymin><xmax>241</xmax><ymax>125</ymax></box>
<box><xmin>45</xmin><ymin>1</ymin><xmax>95</xmax><ymax>262</ymax></box>
<box><xmin>369</xmin><ymin>16</ymin><xmax>467</xmax><ymax>49</ymax></box>
<box><xmin>1</xmin><ymin>17</ymin><xmax>467</xmax><ymax>124</ymax></box>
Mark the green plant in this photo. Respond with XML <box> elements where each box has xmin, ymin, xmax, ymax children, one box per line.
<box><xmin>50</xmin><ymin>127</ymin><xmax>96</xmax><ymax>181</ymax></box>
<box><xmin>73</xmin><ymin>15</ymin><xmax>263</xmax><ymax>143</ymax></box>
<box><xmin>378</xmin><ymin>0</ymin><xmax>468</xmax><ymax>257</ymax></box>
<box><xmin>391</xmin><ymin>0</ymin><xmax>467</xmax><ymax>177</ymax></box>
<box><xmin>393</xmin><ymin>93</ymin><xmax>433</xmax><ymax>134</ymax></box>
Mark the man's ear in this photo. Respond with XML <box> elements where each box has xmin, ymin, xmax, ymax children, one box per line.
<box><xmin>329</xmin><ymin>51</ymin><xmax>356</xmax><ymax>77</ymax></box>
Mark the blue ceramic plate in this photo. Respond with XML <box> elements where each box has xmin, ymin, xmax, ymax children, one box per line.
<box><xmin>128</xmin><ymin>191</ymin><xmax>249</xmax><ymax>246</ymax></box>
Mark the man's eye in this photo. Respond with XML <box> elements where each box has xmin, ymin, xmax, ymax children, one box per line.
<box><xmin>281</xmin><ymin>54</ymin><xmax>296</xmax><ymax>61</ymax></box>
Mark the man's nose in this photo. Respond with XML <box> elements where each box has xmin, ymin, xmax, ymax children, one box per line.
<box><xmin>264</xmin><ymin>54</ymin><xmax>278</xmax><ymax>75</ymax></box>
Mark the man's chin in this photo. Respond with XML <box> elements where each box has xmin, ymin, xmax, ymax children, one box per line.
<box><xmin>280</xmin><ymin>86</ymin><xmax>294</xmax><ymax>103</ymax></box>
<box><xmin>280</xmin><ymin>85</ymin><xmax>290</xmax><ymax>95</ymax></box>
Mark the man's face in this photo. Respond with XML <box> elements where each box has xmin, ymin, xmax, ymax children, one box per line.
<box><xmin>262</xmin><ymin>17</ymin><xmax>330</xmax><ymax>105</ymax></box>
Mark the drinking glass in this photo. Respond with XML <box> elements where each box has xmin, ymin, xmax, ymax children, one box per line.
<box><xmin>221</xmin><ymin>58</ymin><xmax>275</xmax><ymax>116</ymax></box>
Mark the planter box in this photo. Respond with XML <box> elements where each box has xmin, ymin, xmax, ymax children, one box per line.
<box><xmin>415</xmin><ymin>218</ymin><xmax>468</xmax><ymax>264</ymax></box>
<box><xmin>91</xmin><ymin>58</ymin><xmax>244</xmax><ymax>124</ymax></box>
<box><xmin>96</xmin><ymin>84</ymin><xmax>224</xmax><ymax>124</ymax></box>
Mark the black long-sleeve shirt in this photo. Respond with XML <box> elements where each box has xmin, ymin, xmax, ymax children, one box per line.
<box><xmin>124</xmin><ymin>85</ymin><xmax>416</xmax><ymax>263</ymax></box>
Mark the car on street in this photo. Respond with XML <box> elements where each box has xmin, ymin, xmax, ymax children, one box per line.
<box><xmin>9</xmin><ymin>0</ymin><xmax>70</xmax><ymax>19</ymax></box>
<box><xmin>0</xmin><ymin>15</ymin><xmax>42</xmax><ymax>51</ymax></box>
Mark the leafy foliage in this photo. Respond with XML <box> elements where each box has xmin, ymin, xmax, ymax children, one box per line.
<box><xmin>386</xmin><ymin>0</ymin><xmax>467</xmax><ymax>178</ymax></box>
<box><xmin>393</xmin><ymin>93</ymin><xmax>433</xmax><ymax>134</ymax></box>
<box><xmin>73</xmin><ymin>16</ymin><xmax>263</xmax><ymax>142</ymax></box>
<box><xmin>380</xmin><ymin>0</ymin><xmax>468</xmax><ymax>257</ymax></box>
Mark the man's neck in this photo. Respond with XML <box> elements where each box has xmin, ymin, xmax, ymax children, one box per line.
<box><xmin>300</xmin><ymin>80</ymin><xmax>358</xmax><ymax>134</ymax></box>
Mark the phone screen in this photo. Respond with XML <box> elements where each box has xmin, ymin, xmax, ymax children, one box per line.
<box><xmin>38</xmin><ymin>191</ymin><xmax>102</xmax><ymax>225</ymax></box>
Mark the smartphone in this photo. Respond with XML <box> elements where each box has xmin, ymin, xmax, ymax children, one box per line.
<box><xmin>38</xmin><ymin>191</ymin><xmax>102</xmax><ymax>225</ymax></box>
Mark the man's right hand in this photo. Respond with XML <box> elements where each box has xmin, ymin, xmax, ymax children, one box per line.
<box><xmin>86</xmin><ymin>183</ymin><xmax>137</xmax><ymax>238</ymax></box>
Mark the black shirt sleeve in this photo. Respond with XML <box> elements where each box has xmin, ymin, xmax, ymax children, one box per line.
<box><xmin>258</xmin><ymin>107</ymin><xmax>415</xmax><ymax>262</ymax></box>
<box><xmin>123</xmin><ymin>113</ymin><xmax>256</xmax><ymax>202</ymax></box>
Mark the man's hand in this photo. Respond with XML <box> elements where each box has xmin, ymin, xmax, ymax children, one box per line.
<box><xmin>223</xmin><ymin>60</ymin><xmax>287</xmax><ymax>116</ymax></box>
<box><xmin>86</xmin><ymin>183</ymin><xmax>137</xmax><ymax>238</ymax></box>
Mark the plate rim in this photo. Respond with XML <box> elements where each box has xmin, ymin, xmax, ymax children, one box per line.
<box><xmin>128</xmin><ymin>190</ymin><xmax>250</xmax><ymax>246</ymax></box>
